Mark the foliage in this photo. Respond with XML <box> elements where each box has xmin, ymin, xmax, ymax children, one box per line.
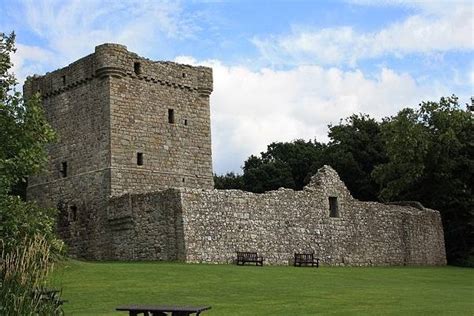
<box><xmin>0</xmin><ymin>32</ymin><xmax>61</xmax><ymax>256</ymax></box>
<box><xmin>0</xmin><ymin>32</ymin><xmax>56</xmax><ymax>197</ymax></box>
<box><xmin>241</xmin><ymin>140</ymin><xmax>325</xmax><ymax>192</ymax></box>
<box><xmin>373</xmin><ymin>95</ymin><xmax>473</xmax><ymax>265</ymax></box>
<box><xmin>0</xmin><ymin>235</ymin><xmax>64</xmax><ymax>315</ymax></box>
<box><xmin>216</xmin><ymin>117</ymin><xmax>386</xmax><ymax>201</ymax></box>
<box><xmin>57</xmin><ymin>260</ymin><xmax>473</xmax><ymax>315</ymax></box>
<box><xmin>321</xmin><ymin>114</ymin><xmax>387</xmax><ymax>201</ymax></box>
<box><xmin>0</xmin><ymin>195</ymin><xmax>63</xmax><ymax>255</ymax></box>
<box><xmin>214</xmin><ymin>172</ymin><xmax>244</xmax><ymax>190</ymax></box>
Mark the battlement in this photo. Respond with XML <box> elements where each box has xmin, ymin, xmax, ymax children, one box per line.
<box><xmin>24</xmin><ymin>43</ymin><xmax>213</xmax><ymax>99</ymax></box>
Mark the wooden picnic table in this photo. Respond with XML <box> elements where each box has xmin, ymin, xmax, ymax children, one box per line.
<box><xmin>116</xmin><ymin>305</ymin><xmax>211</xmax><ymax>316</ymax></box>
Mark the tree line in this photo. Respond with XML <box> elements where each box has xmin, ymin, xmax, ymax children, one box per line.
<box><xmin>215</xmin><ymin>96</ymin><xmax>473</xmax><ymax>266</ymax></box>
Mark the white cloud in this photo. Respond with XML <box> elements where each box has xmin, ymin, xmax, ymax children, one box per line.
<box><xmin>10</xmin><ymin>44</ymin><xmax>56</xmax><ymax>85</ymax></box>
<box><xmin>176</xmin><ymin>57</ymin><xmax>449</xmax><ymax>174</ymax></box>
<box><xmin>253</xmin><ymin>2</ymin><xmax>473</xmax><ymax>66</ymax></box>
<box><xmin>11</xmin><ymin>0</ymin><xmax>197</xmax><ymax>84</ymax></box>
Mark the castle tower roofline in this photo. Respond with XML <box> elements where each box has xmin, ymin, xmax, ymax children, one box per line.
<box><xmin>24</xmin><ymin>43</ymin><xmax>213</xmax><ymax>99</ymax></box>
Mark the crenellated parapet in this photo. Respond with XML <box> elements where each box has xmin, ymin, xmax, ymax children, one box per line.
<box><xmin>24</xmin><ymin>43</ymin><xmax>213</xmax><ymax>99</ymax></box>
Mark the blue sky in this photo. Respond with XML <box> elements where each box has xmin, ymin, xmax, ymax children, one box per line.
<box><xmin>1</xmin><ymin>0</ymin><xmax>473</xmax><ymax>174</ymax></box>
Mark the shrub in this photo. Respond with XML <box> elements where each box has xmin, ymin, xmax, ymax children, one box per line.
<box><xmin>0</xmin><ymin>235</ymin><xmax>64</xmax><ymax>315</ymax></box>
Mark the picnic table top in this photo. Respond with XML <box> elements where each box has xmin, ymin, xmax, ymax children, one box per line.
<box><xmin>116</xmin><ymin>305</ymin><xmax>211</xmax><ymax>313</ymax></box>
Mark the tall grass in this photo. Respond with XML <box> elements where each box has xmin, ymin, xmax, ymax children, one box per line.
<box><xmin>0</xmin><ymin>235</ymin><xmax>63</xmax><ymax>315</ymax></box>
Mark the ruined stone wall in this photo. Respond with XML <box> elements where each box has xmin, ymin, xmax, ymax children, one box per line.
<box><xmin>178</xmin><ymin>166</ymin><xmax>446</xmax><ymax>266</ymax></box>
<box><xmin>107</xmin><ymin>189</ymin><xmax>185</xmax><ymax>260</ymax></box>
<box><xmin>106</xmin><ymin>166</ymin><xmax>446</xmax><ymax>266</ymax></box>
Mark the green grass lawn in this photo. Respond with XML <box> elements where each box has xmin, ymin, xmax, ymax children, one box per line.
<box><xmin>51</xmin><ymin>260</ymin><xmax>473</xmax><ymax>315</ymax></box>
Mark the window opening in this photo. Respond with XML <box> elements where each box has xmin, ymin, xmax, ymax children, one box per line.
<box><xmin>60</xmin><ymin>161</ymin><xmax>68</xmax><ymax>178</ymax></box>
<box><xmin>134</xmin><ymin>62</ymin><xmax>141</xmax><ymax>75</ymax></box>
<box><xmin>329</xmin><ymin>196</ymin><xmax>339</xmax><ymax>218</ymax></box>
<box><xmin>70</xmin><ymin>205</ymin><xmax>77</xmax><ymax>221</ymax></box>
<box><xmin>184</xmin><ymin>119</ymin><xmax>188</xmax><ymax>126</ymax></box>
<box><xmin>137</xmin><ymin>152</ymin><xmax>144</xmax><ymax>166</ymax></box>
<box><xmin>61</xmin><ymin>75</ymin><xmax>66</xmax><ymax>85</ymax></box>
<box><xmin>182</xmin><ymin>177</ymin><xmax>185</xmax><ymax>183</ymax></box>
<box><xmin>168</xmin><ymin>109</ymin><xmax>175</xmax><ymax>124</ymax></box>
<box><xmin>182</xmin><ymin>73</ymin><xmax>187</xmax><ymax>78</ymax></box>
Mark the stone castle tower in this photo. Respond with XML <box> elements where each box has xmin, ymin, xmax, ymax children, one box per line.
<box><xmin>25</xmin><ymin>44</ymin><xmax>214</xmax><ymax>258</ymax></box>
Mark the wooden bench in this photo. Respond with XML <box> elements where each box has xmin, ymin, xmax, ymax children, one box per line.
<box><xmin>116</xmin><ymin>305</ymin><xmax>211</xmax><ymax>316</ymax></box>
<box><xmin>236</xmin><ymin>251</ymin><xmax>264</xmax><ymax>266</ymax></box>
<box><xmin>33</xmin><ymin>288</ymin><xmax>67</xmax><ymax>306</ymax></box>
<box><xmin>294</xmin><ymin>253</ymin><xmax>320</xmax><ymax>267</ymax></box>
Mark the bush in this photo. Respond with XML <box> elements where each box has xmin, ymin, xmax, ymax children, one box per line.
<box><xmin>0</xmin><ymin>235</ymin><xmax>64</xmax><ymax>315</ymax></box>
<box><xmin>0</xmin><ymin>195</ymin><xmax>64</xmax><ymax>256</ymax></box>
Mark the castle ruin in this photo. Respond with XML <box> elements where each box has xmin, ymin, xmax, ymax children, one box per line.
<box><xmin>25</xmin><ymin>44</ymin><xmax>446</xmax><ymax>265</ymax></box>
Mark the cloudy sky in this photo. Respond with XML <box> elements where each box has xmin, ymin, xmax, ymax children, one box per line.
<box><xmin>1</xmin><ymin>0</ymin><xmax>473</xmax><ymax>174</ymax></box>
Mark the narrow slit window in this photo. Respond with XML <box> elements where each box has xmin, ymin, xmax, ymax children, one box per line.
<box><xmin>168</xmin><ymin>109</ymin><xmax>175</xmax><ymax>124</ymax></box>
<box><xmin>182</xmin><ymin>177</ymin><xmax>185</xmax><ymax>183</ymax></box>
<box><xmin>61</xmin><ymin>75</ymin><xmax>66</xmax><ymax>85</ymax></box>
<box><xmin>184</xmin><ymin>119</ymin><xmax>188</xmax><ymax>126</ymax></box>
<box><xmin>182</xmin><ymin>72</ymin><xmax>187</xmax><ymax>78</ymax></box>
<box><xmin>329</xmin><ymin>196</ymin><xmax>339</xmax><ymax>218</ymax></box>
<box><xmin>60</xmin><ymin>161</ymin><xmax>68</xmax><ymax>178</ymax></box>
<box><xmin>137</xmin><ymin>152</ymin><xmax>144</xmax><ymax>166</ymax></box>
<box><xmin>70</xmin><ymin>205</ymin><xmax>77</xmax><ymax>222</ymax></box>
<box><xmin>134</xmin><ymin>62</ymin><xmax>141</xmax><ymax>75</ymax></box>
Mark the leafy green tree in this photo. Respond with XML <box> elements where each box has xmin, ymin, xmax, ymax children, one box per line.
<box><xmin>0</xmin><ymin>32</ymin><xmax>60</xmax><ymax>254</ymax></box>
<box><xmin>241</xmin><ymin>140</ymin><xmax>325</xmax><ymax>192</ymax></box>
<box><xmin>214</xmin><ymin>172</ymin><xmax>244</xmax><ymax>190</ymax></box>
<box><xmin>318</xmin><ymin>114</ymin><xmax>387</xmax><ymax>201</ymax></box>
<box><xmin>373</xmin><ymin>96</ymin><xmax>473</xmax><ymax>265</ymax></box>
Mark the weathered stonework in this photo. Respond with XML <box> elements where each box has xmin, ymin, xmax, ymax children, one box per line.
<box><xmin>25</xmin><ymin>44</ymin><xmax>213</xmax><ymax>259</ymax></box>
<box><xmin>26</xmin><ymin>44</ymin><xmax>446</xmax><ymax>265</ymax></box>
<box><xmin>108</xmin><ymin>166</ymin><xmax>446</xmax><ymax>266</ymax></box>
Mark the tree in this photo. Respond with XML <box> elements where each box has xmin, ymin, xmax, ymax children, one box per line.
<box><xmin>373</xmin><ymin>96</ymin><xmax>473</xmax><ymax>265</ymax></box>
<box><xmin>214</xmin><ymin>172</ymin><xmax>244</xmax><ymax>190</ymax></box>
<box><xmin>241</xmin><ymin>140</ymin><xmax>325</xmax><ymax>192</ymax></box>
<box><xmin>0</xmin><ymin>32</ymin><xmax>60</xmax><ymax>254</ymax></box>
<box><xmin>319</xmin><ymin>114</ymin><xmax>387</xmax><ymax>201</ymax></box>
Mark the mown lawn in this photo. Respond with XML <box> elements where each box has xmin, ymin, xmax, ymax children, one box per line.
<box><xmin>51</xmin><ymin>260</ymin><xmax>473</xmax><ymax>315</ymax></box>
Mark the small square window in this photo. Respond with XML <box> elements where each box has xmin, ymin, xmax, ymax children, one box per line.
<box><xmin>60</xmin><ymin>161</ymin><xmax>68</xmax><ymax>178</ymax></box>
<box><xmin>134</xmin><ymin>62</ymin><xmax>141</xmax><ymax>75</ymax></box>
<box><xmin>168</xmin><ymin>109</ymin><xmax>175</xmax><ymax>124</ymax></box>
<box><xmin>137</xmin><ymin>152</ymin><xmax>144</xmax><ymax>166</ymax></box>
<box><xmin>329</xmin><ymin>196</ymin><xmax>339</xmax><ymax>218</ymax></box>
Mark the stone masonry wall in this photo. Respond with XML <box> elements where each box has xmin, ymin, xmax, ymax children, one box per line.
<box><xmin>95</xmin><ymin>44</ymin><xmax>214</xmax><ymax>196</ymax></box>
<box><xmin>178</xmin><ymin>166</ymin><xmax>446</xmax><ymax>265</ymax></box>
<box><xmin>107</xmin><ymin>189</ymin><xmax>185</xmax><ymax>260</ymax></box>
<box><xmin>24</xmin><ymin>56</ymin><xmax>112</xmax><ymax>259</ymax></box>
<box><xmin>107</xmin><ymin>166</ymin><xmax>446</xmax><ymax>266</ymax></box>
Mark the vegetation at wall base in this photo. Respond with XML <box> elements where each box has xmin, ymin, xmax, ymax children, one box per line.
<box><xmin>56</xmin><ymin>260</ymin><xmax>473</xmax><ymax>315</ymax></box>
<box><xmin>0</xmin><ymin>235</ymin><xmax>63</xmax><ymax>315</ymax></box>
